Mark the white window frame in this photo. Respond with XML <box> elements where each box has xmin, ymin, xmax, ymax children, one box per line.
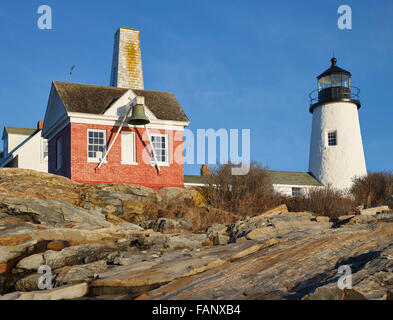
<box><xmin>41</xmin><ymin>139</ymin><xmax>48</xmax><ymax>164</ymax></box>
<box><xmin>327</xmin><ymin>130</ymin><xmax>338</xmax><ymax>147</ymax></box>
<box><xmin>121</xmin><ymin>131</ymin><xmax>137</xmax><ymax>165</ymax></box>
<box><xmin>87</xmin><ymin>129</ymin><xmax>107</xmax><ymax>163</ymax></box>
<box><xmin>150</xmin><ymin>133</ymin><xmax>169</xmax><ymax>167</ymax></box>
<box><xmin>292</xmin><ymin>187</ymin><xmax>302</xmax><ymax>197</ymax></box>
<box><xmin>56</xmin><ymin>137</ymin><xmax>62</xmax><ymax>170</ymax></box>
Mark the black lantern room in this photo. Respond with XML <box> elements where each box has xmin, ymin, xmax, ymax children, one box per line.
<box><xmin>309</xmin><ymin>57</ymin><xmax>360</xmax><ymax>113</ymax></box>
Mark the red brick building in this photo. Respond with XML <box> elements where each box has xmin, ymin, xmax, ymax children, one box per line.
<box><xmin>41</xmin><ymin>82</ymin><xmax>190</xmax><ymax>188</ymax></box>
<box><xmin>41</xmin><ymin>28</ymin><xmax>190</xmax><ymax>189</ymax></box>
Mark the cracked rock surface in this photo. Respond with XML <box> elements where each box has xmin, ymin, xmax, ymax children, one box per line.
<box><xmin>0</xmin><ymin>169</ymin><xmax>392</xmax><ymax>300</ymax></box>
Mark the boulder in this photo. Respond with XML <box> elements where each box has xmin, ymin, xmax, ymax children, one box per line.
<box><xmin>381</xmin><ymin>244</ymin><xmax>393</xmax><ymax>260</ymax></box>
<box><xmin>253</xmin><ymin>204</ymin><xmax>288</xmax><ymax>218</ymax></box>
<box><xmin>206</xmin><ymin>224</ymin><xmax>228</xmax><ymax>236</ymax></box>
<box><xmin>16</xmin><ymin>244</ymin><xmax>118</xmax><ymax>271</ymax></box>
<box><xmin>245</xmin><ymin>227</ymin><xmax>276</xmax><ymax>241</ymax></box>
<box><xmin>114</xmin><ymin>256</ymin><xmax>146</xmax><ymax>266</ymax></box>
<box><xmin>27</xmin><ymin>225</ymin><xmax>130</xmax><ymax>246</ymax></box>
<box><xmin>2</xmin><ymin>169</ymin><xmax>393</xmax><ymax>300</ymax></box>
<box><xmin>316</xmin><ymin>216</ymin><xmax>330</xmax><ymax>223</ymax></box>
<box><xmin>15</xmin><ymin>271</ymin><xmax>57</xmax><ymax>292</ymax></box>
<box><xmin>0</xmin><ymin>240</ymin><xmax>39</xmax><ymax>275</ymax></box>
<box><xmin>229</xmin><ymin>212</ymin><xmax>330</xmax><ymax>242</ymax></box>
<box><xmin>269</xmin><ymin>215</ymin><xmax>329</xmax><ymax>233</ymax></box>
<box><xmin>375</xmin><ymin>212</ymin><xmax>393</xmax><ymax>221</ymax></box>
<box><xmin>361</xmin><ymin>206</ymin><xmax>390</xmax><ymax>216</ymax></box>
<box><xmin>86</xmin><ymin>184</ymin><xmax>161</xmax><ymax>205</ymax></box>
<box><xmin>213</xmin><ymin>235</ymin><xmax>230</xmax><ymax>246</ymax></box>
<box><xmin>16</xmin><ymin>253</ymin><xmax>45</xmax><ymax>271</ymax></box>
<box><xmin>121</xmin><ymin>199</ymin><xmax>144</xmax><ymax>216</ymax></box>
<box><xmin>47</xmin><ymin>240</ymin><xmax>70</xmax><ymax>251</ymax></box>
<box><xmin>55</xmin><ymin>260</ymin><xmax>108</xmax><ymax>286</ymax></box>
<box><xmin>139</xmin><ymin>223</ymin><xmax>393</xmax><ymax>300</ymax></box>
<box><xmin>90</xmin><ymin>241</ymin><xmax>271</xmax><ymax>297</ymax></box>
<box><xmin>122</xmin><ymin>185</ymin><xmax>163</xmax><ymax>202</ymax></box>
<box><xmin>338</xmin><ymin>215</ymin><xmax>355</xmax><ymax>222</ymax></box>
<box><xmin>165</xmin><ymin>234</ymin><xmax>209</xmax><ymax>249</ymax></box>
<box><xmin>0</xmin><ymin>169</ymin><xmax>80</xmax><ymax>206</ymax></box>
<box><xmin>136</xmin><ymin>230</ymin><xmax>211</xmax><ymax>251</ymax></box>
<box><xmin>0</xmin><ymin>283</ymin><xmax>88</xmax><ymax>300</ymax></box>
<box><xmin>136</xmin><ymin>233</ymin><xmax>168</xmax><ymax>250</ymax></box>
<box><xmin>105</xmin><ymin>213</ymin><xmax>129</xmax><ymax>224</ymax></box>
<box><xmin>0</xmin><ymin>198</ymin><xmax>110</xmax><ymax>228</ymax></box>
<box><xmin>348</xmin><ymin>215</ymin><xmax>377</xmax><ymax>225</ymax></box>
<box><xmin>285</xmin><ymin>211</ymin><xmax>315</xmax><ymax>217</ymax></box>
<box><xmin>115</xmin><ymin>223</ymin><xmax>144</xmax><ymax>232</ymax></box>
<box><xmin>142</xmin><ymin>218</ymin><xmax>192</xmax><ymax>233</ymax></box>
<box><xmin>160</xmin><ymin>187</ymin><xmax>204</xmax><ymax>206</ymax></box>
<box><xmin>303</xmin><ymin>287</ymin><xmax>367</xmax><ymax>300</ymax></box>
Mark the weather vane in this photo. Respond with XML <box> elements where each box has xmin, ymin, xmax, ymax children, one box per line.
<box><xmin>69</xmin><ymin>65</ymin><xmax>76</xmax><ymax>82</ymax></box>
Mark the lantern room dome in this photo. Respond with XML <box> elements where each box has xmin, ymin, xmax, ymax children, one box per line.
<box><xmin>309</xmin><ymin>57</ymin><xmax>360</xmax><ymax>113</ymax></box>
<box><xmin>317</xmin><ymin>57</ymin><xmax>351</xmax><ymax>79</ymax></box>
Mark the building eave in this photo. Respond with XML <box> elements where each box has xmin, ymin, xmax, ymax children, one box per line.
<box><xmin>67</xmin><ymin>111</ymin><xmax>190</xmax><ymax>130</ymax></box>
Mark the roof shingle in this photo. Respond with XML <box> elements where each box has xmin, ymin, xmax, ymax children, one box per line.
<box><xmin>266</xmin><ymin>171</ymin><xmax>322</xmax><ymax>186</ymax></box>
<box><xmin>4</xmin><ymin>127</ymin><xmax>37</xmax><ymax>136</ymax></box>
<box><xmin>53</xmin><ymin>82</ymin><xmax>189</xmax><ymax>122</ymax></box>
<box><xmin>184</xmin><ymin>171</ymin><xmax>322</xmax><ymax>187</ymax></box>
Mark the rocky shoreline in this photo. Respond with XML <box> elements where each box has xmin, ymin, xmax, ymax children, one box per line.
<box><xmin>0</xmin><ymin>169</ymin><xmax>392</xmax><ymax>300</ymax></box>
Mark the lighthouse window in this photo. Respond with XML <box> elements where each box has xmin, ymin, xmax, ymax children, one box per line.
<box><xmin>342</xmin><ymin>74</ymin><xmax>350</xmax><ymax>87</ymax></box>
<box><xmin>328</xmin><ymin>131</ymin><xmax>337</xmax><ymax>146</ymax></box>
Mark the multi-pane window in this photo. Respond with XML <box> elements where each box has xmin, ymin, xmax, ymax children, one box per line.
<box><xmin>151</xmin><ymin>134</ymin><xmax>168</xmax><ymax>165</ymax></box>
<box><xmin>328</xmin><ymin>131</ymin><xmax>337</xmax><ymax>146</ymax></box>
<box><xmin>88</xmin><ymin>130</ymin><xmax>106</xmax><ymax>162</ymax></box>
<box><xmin>292</xmin><ymin>187</ymin><xmax>301</xmax><ymax>197</ymax></box>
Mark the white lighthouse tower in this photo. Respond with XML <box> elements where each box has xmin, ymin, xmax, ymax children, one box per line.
<box><xmin>308</xmin><ymin>57</ymin><xmax>367</xmax><ymax>190</ymax></box>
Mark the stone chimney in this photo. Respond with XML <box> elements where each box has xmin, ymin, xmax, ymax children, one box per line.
<box><xmin>37</xmin><ymin>121</ymin><xmax>44</xmax><ymax>130</ymax></box>
<box><xmin>110</xmin><ymin>28</ymin><xmax>144</xmax><ymax>89</ymax></box>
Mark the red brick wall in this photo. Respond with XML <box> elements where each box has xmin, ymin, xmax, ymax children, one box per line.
<box><xmin>48</xmin><ymin>125</ymin><xmax>71</xmax><ymax>178</ymax></box>
<box><xmin>69</xmin><ymin>123</ymin><xmax>184</xmax><ymax>188</ymax></box>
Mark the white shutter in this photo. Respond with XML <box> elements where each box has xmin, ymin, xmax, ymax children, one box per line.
<box><xmin>121</xmin><ymin>132</ymin><xmax>136</xmax><ymax>164</ymax></box>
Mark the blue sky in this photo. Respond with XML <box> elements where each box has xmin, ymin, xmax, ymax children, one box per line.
<box><xmin>0</xmin><ymin>0</ymin><xmax>392</xmax><ymax>175</ymax></box>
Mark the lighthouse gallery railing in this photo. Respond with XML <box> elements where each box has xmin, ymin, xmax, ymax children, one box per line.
<box><xmin>309</xmin><ymin>86</ymin><xmax>360</xmax><ymax>106</ymax></box>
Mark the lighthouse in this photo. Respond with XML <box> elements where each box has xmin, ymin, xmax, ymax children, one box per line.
<box><xmin>308</xmin><ymin>57</ymin><xmax>367</xmax><ymax>190</ymax></box>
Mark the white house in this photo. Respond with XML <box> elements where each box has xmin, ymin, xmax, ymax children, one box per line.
<box><xmin>0</xmin><ymin>121</ymin><xmax>48</xmax><ymax>172</ymax></box>
<box><xmin>184</xmin><ymin>170</ymin><xmax>322</xmax><ymax>197</ymax></box>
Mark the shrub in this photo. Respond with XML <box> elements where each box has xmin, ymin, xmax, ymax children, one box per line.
<box><xmin>350</xmin><ymin>171</ymin><xmax>393</xmax><ymax>208</ymax></box>
<box><xmin>142</xmin><ymin>199</ymin><xmax>239</xmax><ymax>232</ymax></box>
<box><xmin>201</xmin><ymin>162</ymin><xmax>283</xmax><ymax>216</ymax></box>
<box><xmin>282</xmin><ymin>186</ymin><xmax>357</xmax><ymax>218</ymax></box>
